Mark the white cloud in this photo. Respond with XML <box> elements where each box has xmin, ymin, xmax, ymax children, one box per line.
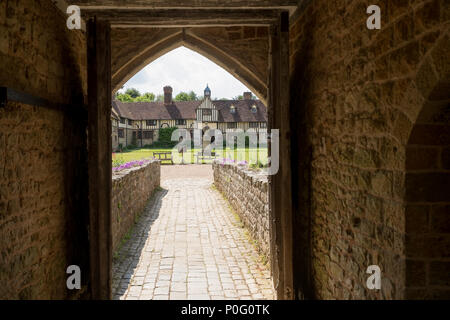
<box><xmin>120</xmin><ymin>46</ymin><xmax>253</xmax><ymax>99</ymax></box>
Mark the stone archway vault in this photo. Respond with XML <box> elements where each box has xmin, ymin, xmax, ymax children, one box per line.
<box><xmin>111</xmin><ymin>29</ymin><xmax>269</xmax><ymax>104</ymax></box>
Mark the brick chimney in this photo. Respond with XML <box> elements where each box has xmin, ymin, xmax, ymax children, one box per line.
<box><xmin>164</xmin><ymin>86</ymin><xmax>173</xmax><ymax>105</ymax></box>
<box><xmin>243</xmin><ymin>92</ymin><xmax>252</xmax><ymax>100</ymax></box>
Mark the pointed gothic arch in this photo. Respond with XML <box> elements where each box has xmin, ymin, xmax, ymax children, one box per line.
<box><xmin>111</xmin><ymin>30</ymin><xmax>268</xmax><ymax>104</ymax></box>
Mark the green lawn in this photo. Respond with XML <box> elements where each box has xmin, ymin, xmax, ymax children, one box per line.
<box><xmin>113</xmin><ymin>147</ymin><xmax>268</xmax><ymax>166</ymax></box>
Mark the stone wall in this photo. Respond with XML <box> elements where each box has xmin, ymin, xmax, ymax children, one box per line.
<box><xmin>213</xmin><ymin>163</ymin><xmax>270</xmax><ymax>261</ymax></box>
<box><xmin>289</xmin><ymin>0</ymin><xmax>449</xmax><ymax>299</ymax></box>
<box><xmin>0</xmin><ymin>0</ymin><xmax>87</xmax><ymax>299</ymax></box>
<box><xmin>112</xmin><ymin>161</ymin><xmax>161</xmax><ymax>252</ymax></box>
<box><xmin>405</xmin><ymin>101</ymin><xmax>450</xmax><ymax>299</ymax></box>
<box><xmin>0</xmin><ymin>0</ymin><xmax>87</xmax><ymax>104</ymax></box>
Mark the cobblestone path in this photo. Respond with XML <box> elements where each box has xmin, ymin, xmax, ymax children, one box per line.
<box><xmin>112</xmin><ymin>177</ymin><xmax>275</xmax><ymax>300</ymax></box>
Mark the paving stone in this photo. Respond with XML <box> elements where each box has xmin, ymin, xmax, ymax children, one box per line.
<box><xmin>171</xmin><ymin>282</ymin><xmax>187</xmax><ymax>292</ymax></box>
<box><xmin>170</xmin><ymin>292</ymin><xmax>187</xmax><ymax>300</ymax></box>
<box><xmin>154</xmin><ymin>286</ymin><xmax>170</xmax><ymax>295</ymax></box>
<box><xmin>112</xmin><ymin>177</ymin><xmax>274</xmax><ymax>300</ymax></box>
<box><xmin>188</xmin><ymin>294</ymin><xmax>211</xmax><ymax>300</ymax></box>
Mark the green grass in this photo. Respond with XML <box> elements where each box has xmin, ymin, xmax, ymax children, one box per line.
<box><xmin>112</xmin><ymin>147</ymin><xmax>269</xmax><ymax>165</ymax></box>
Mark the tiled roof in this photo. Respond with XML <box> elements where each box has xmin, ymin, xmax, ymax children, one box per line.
<box><xmin>112</xmin><ymin>99</ymin><xmax>267</xmax><ymax>122</ymax></box>
<box><xmin>214</xmin><ymin>100</ymin><xmax>267</xmax><ymax>123</ymax></box>
<box><xmin>112</xmin><ymin>100</ymin><xmax>200</xmax><ymax>120</ymax></box>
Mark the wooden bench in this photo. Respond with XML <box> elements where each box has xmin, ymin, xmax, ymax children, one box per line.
<box><xmin>153</xmin><ymin>151</ymin><xmax>174</xmax><ymax>165</ymax></box>
<box><xmin>196</xmin><ymin>152</ymin><xmax>217</xmax><ymax>164</ymax></box>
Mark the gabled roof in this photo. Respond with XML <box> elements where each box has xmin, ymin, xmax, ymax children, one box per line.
<box><xmin>112</xmin><ymin>98</ymin><xmax>268</xmax><ymax>122</ymax></box>
<box><xmin>112</xmin><ymin>100</ymin><xmax>200</xmax><ymax>120</ymax></box>
<box><xmin>214</xmin><ymin>100</ymin><xmax>267</xmax><ymax>123</ymax></box>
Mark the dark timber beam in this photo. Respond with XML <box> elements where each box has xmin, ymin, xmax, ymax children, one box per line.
<box><xmin>87</xmin><ymin>18</ymin><xmax>112</xmax><ymax>300</ymax></box>
<box><xmin>269</xmin><ymin>11</ymin><xmax>294</xmax><ymax>300</ymax></box>
<box><xmin>81</xmin><ymin>9</ymin><xmax>278</xmax><ymax>27</ymax></box>
<box><xmin>69</xmin><ymin>0</ymin><xmax>298</xmax><ymax>13</ymax></box>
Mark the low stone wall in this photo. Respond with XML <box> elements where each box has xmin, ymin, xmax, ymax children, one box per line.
<box><xmin>213</xmin><ymin>162</ymin><xmax>270</xmax><ymax>261</ymax></box>
<box><xmin>112</xmin><ymin>161</ymin><xmax>160</xmax><ymax>252</ymax></box>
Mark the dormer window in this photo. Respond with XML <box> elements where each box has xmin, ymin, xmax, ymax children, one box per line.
<box><xmin>251</xmin><ymin>105</ymin><xmax>257</xmax><ymax>113</ymax></box>
<box><xmin>230</xmin><ymin>105</ymin><xmax>236</xmax><ymax>114</ymax></box>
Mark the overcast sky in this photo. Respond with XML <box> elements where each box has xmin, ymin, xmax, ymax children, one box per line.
<box><xmin>119</xmin><ymin>46</ymin><xmax>254</xmax><ymax>100</ymax></box>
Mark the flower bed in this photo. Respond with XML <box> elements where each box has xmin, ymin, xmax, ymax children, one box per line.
<box><xmin>218</xmin><ymin>158</ymin><xmax>249</xmax><ymax>166</ymax></box>
<box><xmin>112</xmin><ymin>160</ymin><xmax>160</xmax><ymax>252</ymax></box>
<box><xmin>112</xmin><ymin>158</ymin><xmax>155</xmax><ymax>172</ymax></box>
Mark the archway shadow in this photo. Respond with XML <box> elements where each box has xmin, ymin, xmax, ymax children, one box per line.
<box><xmin>112</xmin><ymin>188</ymin><xmax>169</xmax><ymax>299</ymax></box>
<box><xmin>405</xmin><ymin>85</ymin><xmax>450</xmax><ymax>299</ymax></box>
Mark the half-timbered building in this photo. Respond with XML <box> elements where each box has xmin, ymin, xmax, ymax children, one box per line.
<box><xmin>112</xmin><ymin>85</ymin><xmax>267</xmax><ymax>149</ymax></box>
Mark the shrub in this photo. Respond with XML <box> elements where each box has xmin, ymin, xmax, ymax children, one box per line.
<box><xmin>155</xmin><ymin>127</ymin><xmax>178</xmax><ymax>148</ymax></box>
<box><xmin>131</xmin><ymin>135</ymin><xmax>137</xmax><ymax>148</ymax></box>
<box><xmin>250</xmin><ymin>160</ymin><xmax>268</xmax><ymax>170</ymax></box>
<box><xmin>112</xmin><ymin>154</ymin><xmax>125</xmax><ymax>167</ymax></box>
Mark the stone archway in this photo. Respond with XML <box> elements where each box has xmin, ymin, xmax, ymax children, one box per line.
<box><xmin>402</xmin><ymin>32</ymin><xmax>450</xmax><ymax>299</ymax></box>
<box><xmin>111</xmin><ymin>28</ymin><xmax>269</xmax><ymax>104</ymax></box>
<box><xmin>82</xmin><ymin>5</ymin><xmax>293</xmax><ymax>300</ymax></box>
<box><xmin>404</xmin><ymin>85</ymin><xmax>450</xmax><ymax>299</ymax></box>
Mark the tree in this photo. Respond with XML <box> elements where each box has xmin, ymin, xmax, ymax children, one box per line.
<box><xmin>175</xmin><ymin>91</ymin><xmax>199</xmax><ymax>101</ymax></box>
<box><xmin>188</xmin><ymin>91</ymin><xmax>198</xmax><ymax>101</ymax></box>
<box><xmin>115</xmin><ymin>90</ymin><xmax>201</xmax><ymax>103</ymax></box>
<box><xmin>116</xmin><ymin>93</ymin><xmax>134</xmax><ymax>102</ymax></box>
<box><xmin>175</xmin><ymin>92</ymin><xmax>190</xmax><ymax>101</ymax></box>
<box><xmin>135</xmin><ymin>92</ymin><xmax>155</xmax><ymax>102</ymax></box>
<box><xmin>125</xmin><ymin>88</ymin><xmax>141</xmax><ymax>99</ymax></box>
